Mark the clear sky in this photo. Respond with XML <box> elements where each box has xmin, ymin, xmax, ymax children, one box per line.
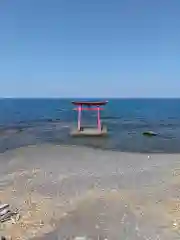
<box><xmin>0</xmin><ymin>0</ymin><xmax>180</xmax><ymax>98</ymax></box>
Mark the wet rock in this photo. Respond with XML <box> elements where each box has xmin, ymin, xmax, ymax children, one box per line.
<box><xmin>143</xmin><ymin>131</ymin><xmax>158</xmax><ymax>137</ymax></box>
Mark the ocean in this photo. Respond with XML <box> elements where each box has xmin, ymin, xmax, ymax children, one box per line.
<box><xmin>0</xmin><ymin>98</ymin><xmax>180</xmax><ymax>153</ymax></box>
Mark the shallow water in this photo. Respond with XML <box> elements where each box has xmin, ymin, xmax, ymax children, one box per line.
<box><xmin>0</xmin><ymin>98</ymin><xmax>180</xmax><ymax>153</ymax></box>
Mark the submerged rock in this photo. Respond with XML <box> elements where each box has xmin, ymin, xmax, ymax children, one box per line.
<box><xmin>143</xmin><ymin>131</ymin><xmax>158</xmax><ymax>137</ymax></box>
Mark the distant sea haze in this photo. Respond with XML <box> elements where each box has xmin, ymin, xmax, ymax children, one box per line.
<box><xmin>0</xmin><ymin>98</ymin><xmax>180</xmax><ymax>153</ymax></box>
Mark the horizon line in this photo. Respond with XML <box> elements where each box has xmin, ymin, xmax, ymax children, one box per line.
<box><xmin>0</xmin><ymin>97</ymin><xmax>180</xmax><ymax>99</ymax></box>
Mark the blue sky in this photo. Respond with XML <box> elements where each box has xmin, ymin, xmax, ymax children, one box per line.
<box><xmin>0</xmin><ymin>0</ymin><xmax>180</xmax><ymax>98</ymax></box>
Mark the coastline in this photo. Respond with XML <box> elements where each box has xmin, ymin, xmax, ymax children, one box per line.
<box><xmin>0</xmin><ymin>144</ymin><xmax>180</xmax><ymax>239</ymax></box>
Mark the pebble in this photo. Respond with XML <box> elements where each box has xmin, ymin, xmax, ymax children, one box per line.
<box><xmin>111</xmin><ymin>189</ymin><xmax>118</xmax><ymax>193</ymax></box>
<box><xmin>63</xmin><ymin>212</ymin><xmax>68</xmax><ymax>217</ymax></box>
<box><xmin>74</xmin><ymin>237</ymin><xmax>87</xmax><ymax>240</ymax></box>
<box><xmin>173</xmin><ymin>222</ymin><xmax>177</xmax><ymax>227</ymax></box>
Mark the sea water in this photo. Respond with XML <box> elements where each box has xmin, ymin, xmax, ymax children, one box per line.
<box><xmin>0</xmin><ymin>98</ymin><xmax>180</xmax><ymax>153</ymax></box>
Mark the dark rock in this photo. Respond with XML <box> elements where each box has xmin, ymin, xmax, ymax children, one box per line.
<box><xmin>1</xmin><ymin>237</ymin><xmax>7</xmax><ymax>240</ymax></box>
<box><xmin>143</xmin><ymin>131</ymin><xmax>158</xmax><ymax>137</ymax></box>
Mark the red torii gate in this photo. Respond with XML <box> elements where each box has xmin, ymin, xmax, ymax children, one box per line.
<box><xmin>71</xmin><ymin>100</ymin><xmax>108</xmax><ymax>136</ymax></box>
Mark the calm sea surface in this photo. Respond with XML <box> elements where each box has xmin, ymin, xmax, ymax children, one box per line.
<box><xmin>0</xmin><ymin>98</ymin><xmax>180</xmax><ymax>153</ymax></box>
